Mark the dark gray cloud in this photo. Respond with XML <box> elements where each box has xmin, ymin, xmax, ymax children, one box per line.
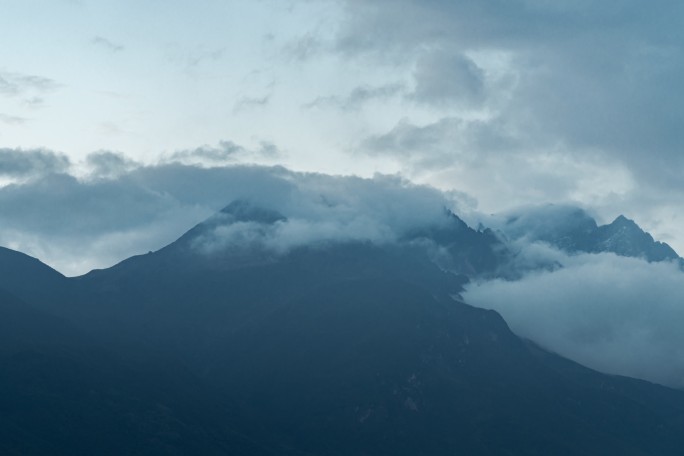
<box><xmin>464</xmin><ymin>251</ymin><xmax>684</xmax><ymax>388</ymax></box>
<box><xmin>91</xmin><ymin>36</ymin><xmax>124</xmax><ymax>53</ymax></box>
<box><xmin>365</xmin><ymin>118</ymin><xmax>458</xmax><ymax>156</ymax></box>
<box><xmin>324</xmin><ymin>0</ymin><xmax>684</xmax><ymax>193</ymax></box>
<box><xmin>0</xmin><ymin>148</ymin><xmax>71</xmax><ymax>178</ymax></box>
<box><xmin>410</xmin><ymin>51</ymin><xmax>485</xmax><ymax>106</ymax></box>
<box><xmin>334</xmin><ymin>0</ymin><xmax>680</xmax><ymax>54</ymax></box>
<box><xmin>86</xmin><ymin>151</ymin><xmax>139</xmax><ymax>178</ymax></box>
<box><xmin>363</xmin><ymin>117</ymin><xmax>519</xmax><ymax>168</ymax></box>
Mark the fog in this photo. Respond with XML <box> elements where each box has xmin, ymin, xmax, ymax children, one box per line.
<box><xmin>465</xmin><ymin>250</ymin><xmax>684</xmax><ymax>388</ymax></box>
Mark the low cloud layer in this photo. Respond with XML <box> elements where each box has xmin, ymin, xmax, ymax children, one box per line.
<box><xmin>190</xmin><ymin>171</ymin><xmax>451</xmax><ymax>256</ymax></box>
<box><xmin>464</xmin><ymin>251</ymin><xmax>684</xmax><ymax>388</ymax></box>
<box><xmin>0</xmin><ymin>146</ymin><xmax>453</xmax><ymax>275</ymax></box>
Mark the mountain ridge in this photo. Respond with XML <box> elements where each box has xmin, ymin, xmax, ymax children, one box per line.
<box><xmin>2</xmin><ymin>202</ymin><xmax>684</xmax><ymax>454</ymax></box>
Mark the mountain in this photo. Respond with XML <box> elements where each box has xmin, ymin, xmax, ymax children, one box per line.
<box><xmin>499</xmin><ymin>205</ymin><xmax>681</xmax><ymax>262</ymax></box>
<box><xmin>0</xmin><ymin>288</ymin><xmax>270</xmax><ymax>456</ymax></box>
<box><xmin>0</xmin><ymin>247</ymin><xmax>70</xmax><ymax>310</ymax></box>
<box><xmin>2</xmin><ymin>201</ymin><xmax>684</xmax><ymax>454</ymax></box>
<box><xmin>404</xmin><ymin>209</ymin><xmax>510</xmax><ymax>277</ymax></box>
<box><xmin>594</xmin><ymin>215</ymin><xmax>679</xmax><ymax>261</ymax></box>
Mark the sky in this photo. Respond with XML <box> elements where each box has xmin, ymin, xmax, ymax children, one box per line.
<box><xmin>2</xmin><ymin>0</ymin><xmax>684</xmax><ymax>272</ymax></box>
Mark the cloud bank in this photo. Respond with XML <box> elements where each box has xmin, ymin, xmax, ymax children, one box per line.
<box><xmin>0</xmin><ymin>145</ymin><xmax>453</xmax><ymax>276</ymax></box>
<box><xmin>464</xmin><ymin>251</ymin><xmax>684</xmax><ymax>388</ymax></box>
<box><xmin>189</xmin><ymin>171</ymin><xmax>452</xmax><ymax>256</ymax></box>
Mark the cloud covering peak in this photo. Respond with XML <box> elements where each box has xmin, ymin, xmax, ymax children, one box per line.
<box><xmin>0</xmin><ymin>153</ymin><xmax>455</xmax><ymax>276</ymax></box>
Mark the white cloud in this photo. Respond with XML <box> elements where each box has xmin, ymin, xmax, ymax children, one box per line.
<box><xmin>190</xmin><ymin>171</ymin><xmax>454</xmax><ymax>255</ymax></box>
<box><xmin>464</xmin><ymin>251</ymin><xmax>684</xmax><ymax>388</ymax></box>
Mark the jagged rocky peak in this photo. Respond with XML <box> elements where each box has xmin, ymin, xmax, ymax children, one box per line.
<box><xmin>401</xmin><ymin>207</ymin><xmax>510</xmax><ymax>277</ymax></box>
<box><xmin>596</xmin><ymin>214</ymin><xmax>679</xmax><ymax>262</ymax></box>
<box><xmin>602</xmin><ymin>214</ymin><xmax>645</xmax><ymax>236</ymax></box>
<box><xmin>611</xmin><ymin>214</ymin><xmax>637</xmax><ymax>226</ymax></box>
<box><xmin>600</xmin><ymin>215</ymin><xmax>648</xmax><ymax>245</ymax></box>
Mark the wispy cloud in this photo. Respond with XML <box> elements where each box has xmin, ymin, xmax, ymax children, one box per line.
<box><xmin>166</xmin><ymin>140</ymin><xmax>283</xmax><ymax>166</ymax></box>
<box><xmin>304</xmin><ymin>83</ymin><xmax>404</xmax><ymax>111</ymax></box>
<box><xmin>164</xmin><ymin>44</ymin><xmax>226</xmax><ymax>70</ymax></box>
<box><xmin>0</xmin><ymin>71</ymin><xmax>60</xmax><ymax>98</ymax></box>
<box><xmin>91</xmin><ymin>36</ymin><xmax>125</xmax><ymax>53</ymax></box>
<box><xmin>233</xmin><ymin>94</ymin><xmax>271</xmax><ymax>112</ymax></box>
<box><xmin>0</xmin><ymin>113</ymin><xmax>28</xmax><ymax>125</ymax></box>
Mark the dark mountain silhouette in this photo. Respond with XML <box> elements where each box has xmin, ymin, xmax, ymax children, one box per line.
<box><xmin>0</xmin><ymin>289</ymin><xmax>269</xmax><ymax>456</ymax></box>
<box><xmin>0</xmin><ymin>247</ymin><xmax>70</xmax><ymax>310</ymax></box>
<box><xmin>2</xmin><ymin>202</ymin><xmax>684</xmax><ymax>454</ymax></box>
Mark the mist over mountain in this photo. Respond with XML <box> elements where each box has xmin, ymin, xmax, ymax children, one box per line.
<box><xmin>492</xmin><ymin>205</ymin><xmax>680</xmax><ymax>263</ymax></box>
<box><xmin>462</xmin><ymin>204</ymin><xmax>684</xmax><ymax>388</ymax></box>
<box><xmin>3</xmin><ymin>174</ymin><xmax>684</xmax><ymax>454</ymax></box>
